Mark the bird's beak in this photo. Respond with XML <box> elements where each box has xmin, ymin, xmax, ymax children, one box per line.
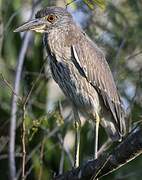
<box><xmin>14</xmin><ymin>19</ymin><xmax>46</xmax><ymax>33</ymax></box>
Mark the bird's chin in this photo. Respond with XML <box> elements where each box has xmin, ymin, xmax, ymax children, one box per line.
<box><xmin>33</xmin><ymin>29</ymin><xmax>45</xmax><ymax>33</ymax></box>
<box><xmin>32</xmin><ymin>25</ymin><xmax>46</xmax><ymax>33</ymax></box>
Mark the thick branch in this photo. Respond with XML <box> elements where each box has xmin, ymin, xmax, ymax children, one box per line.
<box><xmin>54</xmin><ymin>122</ymin><xmax>142</xmax><ymax>180</ymax></box>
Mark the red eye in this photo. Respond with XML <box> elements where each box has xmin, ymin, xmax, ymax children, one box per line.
<box><xmin>47</xmin><ymin>15</ymin><xmax>56</xmax><ymax>22</ymax></box>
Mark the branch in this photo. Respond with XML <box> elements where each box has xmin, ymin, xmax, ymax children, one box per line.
<box><xmin>9</xmin><ymin>0</ymin><xmax>43</xmax><ymax>178</ymax></box>
<box><xmin>0</xmin><ymin>73</ymin><xmax>22</xmax><ymax>101</ymax></box>
<box><xmin>9</xmin><ymin>9</ymin><xmax>35</xmax><ymax>180</ymax></box>
<box><xmin>9</xmin><ymin>31</ymin><xmax>32</xmax><ymax>180</ymax></box>
<box><xmin>54</xmin><ymin>122</ymin><xmax>142</xmax><ymax>180</ymax></box>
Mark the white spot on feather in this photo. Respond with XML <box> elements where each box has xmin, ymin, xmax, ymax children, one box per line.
<box><xmin>72</xmin><ymin>45</ymin><xmax>82</xmax><ymax>67</ymax></box>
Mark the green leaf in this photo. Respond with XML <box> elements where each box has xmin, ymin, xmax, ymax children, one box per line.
<box><xmin>66</xmin><ymin>0</ymin><xmax>77</xmax><ymax>9</ymax></box>
<box><xmin>83</xmin><ymin>0</ymin><xmax>106</xmax><ymax>10</ymax></box>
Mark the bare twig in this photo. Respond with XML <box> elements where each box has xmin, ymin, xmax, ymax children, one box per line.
<box><xmin>21</xmin><ymin>57</ymin><xmax>47</xmax><ymax>180</ymax></box>
<box><xmin>126</xmin><ymin>50</ymin><xmax>142</xmax><ymax>60</ymax></box>
<box><xmin>38</xmin><ymin>138</ymin><xmax>46</xmax><ymax>180</ymax></box>
<box><xmin>9</xmin><ymin>31</ymin><xmax>32</xmax><ymax>180</ymax></box>
<box><xmin>21</xmin><ymin>59</ymin><xmax>47</xmax><ymax>180</ymax></box>
<box><xmin>57</xmin><ymin>133</ymin><xmax>74</xmax><ymax>172</ymax></box>
<box><xmin>16</xmin><ymin>111</ymin><xmax>71</xmax><ymax>179</ymax></box>
<box><xmin>0</xmin><ymin>136</ymin><xmax>9</xmax><ymax>153</ymax></box>
<box><xmin>57</xmin><ymin>133</ymin><xmax>74</xmax><ymax>167</ymax></box>
<box><xmin>59</xmin><ymin>149</ymin><xmax>65</xmax><ymax>175</ymax></box>
<box><xmin>9</xmin><ymin>1</ymin><xmax>43</xmax><ymax>178</ymax></box>
<box><xmin>3</xmin><ymin>10</ymin><xmax>20</xmax><ymax>35</ymax></box>
<box><xmin>21</xmin><ymin>105</ymin><xmax>26</xmax><ymax>180</ymax></box>
<box><xmin>127</xmin><ymin>69</ymin><xmax>142</xmax><ymax>132</ymax></box>
<box><xmin>24</xmin><ymin>71</ymin><xmax>46</xmax><ymax>77</ymax></box>
<box><xmin>22</xmin><ymin>59</ymin><xmax>48</xmax><ymax>106</ymax></box>
<box><xmin>16</xmin><ymin>125</ymin><xmax>60</xmax><ymax>179</ymax></box>
<box><xmin>113</xmin><ymin>26</ymin><xmax>127</xmax><ymax>78</ymax></box>
<box><xmin>65</xmin><ymin>0</ymin><xmax>78</xmax><ymax>8</ymax></box>
<box><xmin>25</xmin><ymin>165</ymin><xmax>34</xmax><ymax>179</ymax></box>
<box><xmin>0</xmin><ymin>73</ymin><xmax>22</xmax><ymax>102</ymax></box>
<box><xmin>0</xmin><ymin>153</ymin><xmax>22</xmax><ymax>160</ymax></box>
<box><xmin>97</xmin><ymin>139</ymin><xmax>112</xmax><ymax>157</ymax></box>
<box><xmin>9</xmin><ymin>3</ymin><xmax>37</xmax><ymax>178</ymax></box>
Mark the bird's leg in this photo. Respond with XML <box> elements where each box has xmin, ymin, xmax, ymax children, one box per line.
<box><xmin>73</xmin><ymin>110</ymin><xmax>81</xmax><ymax>168</ymax></box>
<box><xmin>94</xmin><ymin>112</ymin><xmax>100</xmax><ymax>159</ymax></box>
<box><xmin>74</xmin><ymin>120</ymin><xmax>80</xmax><ymax>168</ymax></box>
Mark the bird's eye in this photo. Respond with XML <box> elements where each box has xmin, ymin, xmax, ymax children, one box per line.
<box><xmin>46</xmin><ymin>15</ymin><xmax>57</xmax><ymax>23</ymax></box>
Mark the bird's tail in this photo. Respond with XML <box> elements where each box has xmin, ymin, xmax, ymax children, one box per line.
<box><xmin>101</xmin><ymin>115</ymin><xmax>126</xmax><ymax>142</ymax></box>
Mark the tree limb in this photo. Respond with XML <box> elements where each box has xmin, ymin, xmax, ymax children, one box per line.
<box><xmin>54</xmin><ymin>122</ymin><xmax>142</xmax><ymax>180</ymax></box>
<box><xmin>9</xmin><ymin>8</ymin><xmax>35</xmax><ymax>180</ymax></box>
<box><xmin>9</xmin><ymin>31</ymin><xmax>32</xmax><ymax>180</ymax></box>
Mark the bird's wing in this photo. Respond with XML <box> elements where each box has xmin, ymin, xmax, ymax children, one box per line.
<box><xmin>71</xmin><ymin>34</ymin><xmax>125</xmax><ymax>135</ymax></box>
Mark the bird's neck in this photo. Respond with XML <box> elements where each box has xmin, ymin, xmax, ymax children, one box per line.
<box><xmin>44</xmin><ymin>23</ymin><xmax>80</xmax><ymax>60</ymax></box>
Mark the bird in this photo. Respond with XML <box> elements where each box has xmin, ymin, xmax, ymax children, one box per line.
<box><xmin>14</xmin><ymin>6</ymin><xmax>126</xmax><ymax>168</ymax></box>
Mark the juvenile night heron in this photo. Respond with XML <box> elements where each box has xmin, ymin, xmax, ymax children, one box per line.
<box><xmin>14</xmin><ymin>6</ymin><xmax>126</xmax><ymax>167</ymax></box>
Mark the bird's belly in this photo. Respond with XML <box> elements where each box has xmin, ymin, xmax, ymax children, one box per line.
<box><xmin>49</xmin><ymin>60</ymin><xmax>101</xmax><ymax>114</ymax></box>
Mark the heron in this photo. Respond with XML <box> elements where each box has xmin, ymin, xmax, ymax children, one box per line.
<box><xmin>14</xmin><ymin>6</ymin><xmax>126</xmax><ymax>168</ymax></box>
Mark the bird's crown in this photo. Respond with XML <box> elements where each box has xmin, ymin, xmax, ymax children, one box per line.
<box><xmin>35</xmin><ymin>6</ymin><xmax>71</xmax><ymax>19</ymax></box>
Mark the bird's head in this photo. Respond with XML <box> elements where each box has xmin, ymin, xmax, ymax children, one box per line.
<box><xmin>14</xmin><ymin>6</ymin><xmax>73</xmax><ymax>33</ymax></box>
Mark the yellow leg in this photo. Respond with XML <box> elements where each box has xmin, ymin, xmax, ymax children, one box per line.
<box><xmin>73</xmin><ymin>110</ymin><xmax>81</xmax><ymax>168</ymax></box>
<box><xmin>74</xmin><ymin>120</ymin><xmax>80</xmax><ymax>168</ymax></box>
<box><xmin>94</xmin><ymin>112</ymin><xmax>100</xmax><ymax>160</ymax></box>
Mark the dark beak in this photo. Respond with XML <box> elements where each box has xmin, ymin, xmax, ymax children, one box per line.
<box><xmin>14</xmin><ymin>19</ymin><xmax>46</xmax><ymax>32</ymax></box>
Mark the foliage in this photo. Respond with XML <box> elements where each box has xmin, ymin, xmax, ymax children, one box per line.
<box><xmin>83</xmin><ymin>0</ymin><xmax>106</xmax><ymax>10</ymax></box>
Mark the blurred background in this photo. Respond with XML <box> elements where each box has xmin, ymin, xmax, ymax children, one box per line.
<box><xmin>0</xmin><ymin>0</ymin><xmax>142</xmax><ymax>179</ymax></box>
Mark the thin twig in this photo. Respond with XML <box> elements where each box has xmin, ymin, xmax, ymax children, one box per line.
<box><xmin>59</xmin><ymin>149</ymin><xmax>65</xmax><ymax>175</ymax></box>
<box><xmin>16</xmin><ymin>125</ymin><xmax>60</xmax><ymax>179</ymax></box>
<box><xmin>0</xmin><ymin>73</ymin><xmax>22</xmax><ymax>102</ymax></box>
<box><xmin>113</xmin><ymin>26</ymin><xmax>127</xmax><ymax>78</ymax></box>
<box><xmin>9</xmin><ymin>2</ymin><xmax>37</xmax><ymax>178</ymax></box>
<box><xmin>57</xmin><ymin>133</ymin><xmax>74</xmax><ymax>167</ymax></box>
<box><xmin>24</xmin><ymin>71</ymin><xmax>46</xmax><ymax>77</ymax></box>
<box><xmin>58</xmin><ymin>134</ymin><xmax>65</xmax><ymax>174</ymax></box>
<box><xmin>38</xmin><ymin>138</ymin><xmax>46</xmax><ymax>180</ymax></box>
<box><xmin>9</xmin><ymin>31</ymin><xmax>32</xmax><ymax>180</ymax></box>
<box><xmin>21</xmin><ymin>59</ymin><xmax>48</xmax><ymax>180</ymax></box>
<box><xmin>9</xmin><ymin>1</ymin><xmax>43</xmax><ymax>178</ymax></box>
<box><xmin>16</xmin><ymin>110</ymin><xmax>71</xmax><ymax>179</ymax></box>
<box><xmin>97</xmin><ymin>139</ymin><xmax>112</xmax><ymax>157</ymax></box>
<box><xmin>127</xmin><ymin>69</ymin><xmax>142</xmax><ymax>132</ymax></box>
<box><xmin>126</xmin><ymin>50</ymin><xmax>142</xmax><ymax>60</ymax></box>
<box><xmin>0</xmin><ymin>153</ymin><xmax>22</xmax><ymax>160</ymax></box>
<box><xmin>65</xmin><ymin>0</ymin><xmax>78</xmax><ymax>8</ymax></box>
<box><xmin>22</xmin><ymin>59</ymin><xmax>48</xmax><ymax>106</ymax></box>
<box><xmin>25</xmin><ymin>165</ymin><xmax>34</xmax><ymax>179</ymax></box>
<box><xmin>21</xmin><ymin>105</ymin><xmax>26</xmax><ymax>180</ymax></box>
<box><xmin>0</xmin><ymin>136</ymin><xmax>9</xmax><ymax>153</ymax></box>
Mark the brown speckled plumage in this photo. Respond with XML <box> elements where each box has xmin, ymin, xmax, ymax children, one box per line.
<box><xmin>14</xmin><ymin>6</ymin><xmax>126</xmax><ymax>142</ymax></box>
<box><xmin>40</xmin><ymin>7</ymin><xmax>126</xmax><ymax>141</ymax></box>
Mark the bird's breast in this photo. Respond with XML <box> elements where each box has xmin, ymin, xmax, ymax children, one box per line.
<box><xmin>49</xmin><ymin>56</ymin><xmax>101</xmax><ymax>114</ymax></box>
